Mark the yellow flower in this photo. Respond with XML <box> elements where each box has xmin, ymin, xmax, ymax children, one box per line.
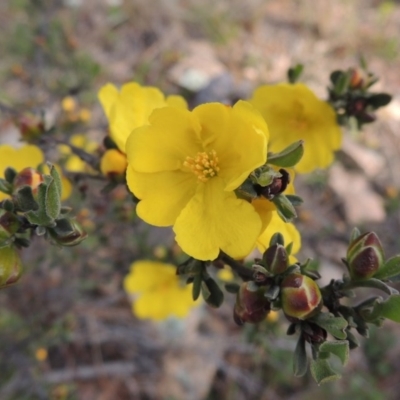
<box><xmin>123</xmin><ymin>260</ymin><xmax>199</xmax><ymax>321</ymax></box>
<box><xmin>126</xmin><ymin>101</ymin><xmax>269</xmax><ymax>261</ymax></box>
<box><xmin>0</xmin><ymin>144</ymin><xmax>43</xmax><ymax>201</ymax></box>
<box><xmin>98</xmin><ymin>82</ymin><xmax>188</xmax><ymax>153</ymax></box>
<box><xmin>61</xmin><ymin>96</ymin><xmax>76</xmax><ymax>113</ymax></box>
<box><xmin>249</xmin><ymin>83</ymin><xmax>342</xmax><ymax>173</ymax></box>
<box><xmin>58</xmin><ymin>134</ymin><xmax>98</xmax><ymax>173</ymax></box>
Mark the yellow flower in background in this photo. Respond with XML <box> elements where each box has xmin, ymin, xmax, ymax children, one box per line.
<box><xmin>98</xmin><ymin>81</ymin><xmax>188</xmax><ymax>153</ymax></box>
<box><xmin>58</xmin><ymin>134</ymin><xmax>98</xmax><ymax>173</ymax></box>
<box><xmin>0</xmin><ymin>144</ymin><xmax>43</xmax><ymax>201</ymax></box>
<box><xmin>126</xmin><ymin>101</ymin><xmax>269</xmax><ymax>261</ymax></box>
<box><xmin>123</xmin><ymin>260</ymin><xmax>199</xmax><ymax>321</ymax></box>
<box><xmin>100</xmin><ymin>149</ymin><xmax>127</xmax><ymax>177</ymax></box>
<box><xmin>249</xmin><ymin>83</ymin><xmax>342</xmax><ymax>173</ymax></box>
<box><xmin>0</xmin><ymin>144</ymin><xmax>72</xmax><ymax>201</ymax></box>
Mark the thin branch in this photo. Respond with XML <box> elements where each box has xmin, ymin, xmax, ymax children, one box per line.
<box><xmin>219</xmin><ymin>252</ymin><xmax>254</xmax><ymax>281</ymax></box>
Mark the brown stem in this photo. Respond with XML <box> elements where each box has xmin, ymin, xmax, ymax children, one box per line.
<box><xmin>218</xmin><ymin>252</ymin><xmax>254</xmax><ymax>281</ymax></box>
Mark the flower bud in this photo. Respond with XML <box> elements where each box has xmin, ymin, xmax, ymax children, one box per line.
<box><xmin>0</xmin><ymin>210</ymin><xmax>21</xmax><ymax>246</ymax></box>
<box><xmin>14</xmin><ymin>113</ymin><xmax>45</xmax><ymax>141</ymax></box>
<box><xmin>0</xmin><ymin>246</ymin><xmax>22</xmax><ymax>288</ymax></box>
<box><xmin>100</xmin><ymin>149</ymin><xmax>127</xmax><ymax>179</ymax></box>
<box><xmin>13</xmin><ymin>167</ymin><xmax>44</xmax><ymax>194</ymax></box>
<box><xmin>48</xmin><ymin>219</ymin><xmax>88</xmax><ymax>246</ymax></box>
<box><xmin>281</xmin><ymin>274</ymin><xmax>322</xmax><ymax>321</ymax></box>
<box><xmin>348</xmin><ymin>68</ymin><xmax>364</xmax><ymax>89</ymax></box>
<box><xmin>233</xmin><ymin>282</ymin><xmax>271</xmax><ymax>325</ymax></box>
<box><xmin>263</xmin><ymin>243</ymin><xmax>288</xmax><ymax>274</ymax></box>
<box><xmin>346</xmin><ymin>231</ymin><xmax>384</xmax><ymax>280</ymax></box>
<box><xmin>302</xmin><ymin>322</ymin><xmax>327</xmax><ymax>344</ymax></box>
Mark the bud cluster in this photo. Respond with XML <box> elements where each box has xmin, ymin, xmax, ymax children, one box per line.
<box><xmin>0</xmin><ymin>164</ymin><xmax>87</xmax><ymax>287</ymax></box>
<box><xmin>328</xmin><ymin>66</ymin><xmax>392</xmax><ymax>129</ymax></box>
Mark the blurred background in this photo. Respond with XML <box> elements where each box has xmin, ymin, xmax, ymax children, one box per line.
<box><xmin>1</xmin><ymin>0</ymin><xmax>400</xmax><ymax>399</ymax></box>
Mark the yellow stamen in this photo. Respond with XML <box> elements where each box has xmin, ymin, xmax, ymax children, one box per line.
<box><xmin>183</xmin><ymin>150</ymin><xmax>220</xmax><ymax>182</ymax></box>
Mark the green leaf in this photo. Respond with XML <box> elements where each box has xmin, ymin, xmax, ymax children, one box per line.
<box><xmin>287</xmin><ymin>64</ymin><xmax>304</xmax><ymax>84</ymax></box>
<box><xmin>202</xmin><ymin>278</ymin><xmax>224</xmax><ymax>308</ymax></box>
<box><xmin>293</xmin><ymin>334</ymin><xmax>308</xmax><ymax>377</ymax></box>
<box><xmin>4</xmin><ymin>167</ymin><xmax>17</xmax><ymax>184</ymax></box>
<box><xmin>349</xmin><ymin>278</ymin><xmax>398</xmax><ymax>295</ymax></box>
<box><xmin>270</xmin><ymin>232</ymin><xmax>285</xmax><ymax>246</ymax></box>
<box><xmin>310</xmin><ymin>313</ymin><xmax>348</xmax><ymax>340</ymax></box>
<box><xmin>26</xmin><ymin>183</ymin><xmax>54</xmax><ymax>226</ymax></box>
<box><xmin>363</xmin><ymin>295</ymin><xmax>400</xmax><ymax>323</ymax></box>
<box><xmin>48</xmin><ymin>163</ymin><xmax>62</xmax><ymax>198</ymax></box>
<box><xmin>345</xmin><ymin>329</ymin><xmax>360</xmax><ymax>349</ymax></box>
<box><xmin>310</xmin><ymin>359</ymin><xmax>341</xmax><ymax>384</ymax></box>
<box><xmin>334</xmin><ymin>72</ymin><xmax>350</xmax><ymax>95</ymax></box>
<box><xmin>0</xmin><ymin>178</ymin><xmax>12</xmax><ymax>194</ymax></box>
<box><xmin>367</xmin><ymin>93</ymin><xmax>392</xmax><ymax>109</ymax></box>
<box><xmin>319</xmin><ymin>340</ymin><xmax>349</xmax><ymax>366</ymax></box>
<box><xmin>330</xmin><ymin>70</ymin><xmax>343</xmax><ymax>85</ymax></box>
<box><xmin>374</xmin><ymin>256</ymin><xmax>400</xmax><ymax>280</ymax></box>
<box><xmin>192</xmin><ymin>272</ymin><xmax>202</xmax><ymax>301</ymax></box>
<box><xmin>52</xmin><ymin>218</ymin><xmax>75</xmax><ymax>237</ymax></box>
<box><xmin>285</xmin><ymin>194</ymin><xmax>304</xmax><ymax>207</ymax></box>
<box><xmin>15</xmin><ymin>186</ymin><xmax>39</xmax><ymax>211</ymax></box>
<box><xmin>267</xmin><ymin>140</ymin><xmax>304</xmax><ymax>168</ymax></box>
<box><xmin>224</xmin><ymin>282</ymin><xmax>240</xmax><ymax>294</ymax></box>
<box><xmin>350</xmin><ymin>227</ymin><xmax>361</xmax><ymax>244</ymax></box>
<box><xmin>236</xmin><ymin>179</ymin><xmax>258</xmax><ymax>200</ymax></box>
<box><xmin>45</xmin><ymin>179</ymin><xmax>61</xmax><ymax>220</ymax></box>
<box><xmin>272</xmin><ymin>194</ymin><xmax>297</xmax><ymax>222</ymax></box>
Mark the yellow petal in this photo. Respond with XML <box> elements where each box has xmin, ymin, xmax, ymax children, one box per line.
<box><xmin>174</xmin><ymin>177</ymin><xmax>262</xmax><ymax>261</ymax></box>
<box><xmin>126</xmin><ymin>167</ymin><xmax>197</xmax><ymax>226</ymax></box>
<box><xmin>98</xmin><ymin>83</ymin><xmax>119</xmax><ymax>119</ymax></box>
<box><xmin>123</xmin><ymin>260</ymin><xmax>176</xmax><ymax>293</ymax></box>
<box><xmin>192</xmin><ymin>102</ymin><xmax>268</xmax><ymax>191</ymax></box>
<box><xmin>250</xmin><ymin>83</ymin><xmax>342</xmax><ymax>174</ymax></box>
<box><xmin>0</xmin><ymin>144</ymin><xmax>44</xmax><ymax>178</ymax></box>
<box><xmin>123</xmin><ymin>260</ymin><xmax>199</xmax><ymax>320</ymax></box>
<box><xmin>105</xmin><ymin>83</ymin><xmax>167</xmax><ymax>152</ymax></box>
<box><xmin>166</xmin><ymin>95</ymin><xmax>188</xmax><ymax>109</ymax></box>
<box><xmin>256</xmin><ymin>210</ymin><xmax>301</xmax><ymax>256</ymax></box>
<box><xmin>126</xmin><ymin>107</ymin><xmax>202</xmax><ymax>173</ymax></box>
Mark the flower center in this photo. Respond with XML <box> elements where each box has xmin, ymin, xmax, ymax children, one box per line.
<box><xmin>183</xmin><ymin>150</ymin><xmax>220</xmax><ymax>182</ymax></box>
<box><xmin>289</xmin><ymin>101</ymin><xmax>309</xmax><ymax>131</ymax></box>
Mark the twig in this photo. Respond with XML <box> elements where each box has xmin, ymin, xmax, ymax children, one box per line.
<box><xmin>42</xmin><ymin>361</ymin><xmax>137</xmax><ymax>384</ymax></box>
<box><xmin>219</xmin><ymin>252</ymin><xmax>254</xmax><ymax>281</ymax></box>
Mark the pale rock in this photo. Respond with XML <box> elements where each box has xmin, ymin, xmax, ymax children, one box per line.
<box><xmin>328</xmin><ymin>163</ymin><xmax>386</xmax><ymax>224</ymax></box>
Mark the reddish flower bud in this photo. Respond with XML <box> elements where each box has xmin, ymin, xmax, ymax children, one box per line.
<box><xmin>348</xmin><ymin>68</ymin><xmax>364</xmax><ymax>89</ymax></box>
<box><xmin>281</xmin><ymin>274</ymin><xmax>322</xmax><ymax>321</ymax></box>
<box><xmin>0</xmin><ymin>210</ymin><xmax>21</xmax><ymax>246</ymax></box>
<box><xmin>14</xmin><ymin>113</ymin><xmax>45</xmax><ymax>141</ymax></box>
<box><xmin>0</xmin><ymin>246</ymin><xmax>22</xmax><ymax>288</ymax></box>
<box><xmin>13</xmin><ymin>168</ymin><xmax>44</xmax><ymax>194</ymax></box>
<box><xmin>346</xmin><ymin>231</ymin><xmax>384</xmax><ymax>280</ymax></box>
<box><xmin>233</xmin><ymin>282</ymin><xmax>271</xmax><ymax>325</ymax></box>
<box><xmin>263</xmin><ymin>243</ymin><xmax>288</xmax><ymax>275</ymax></box>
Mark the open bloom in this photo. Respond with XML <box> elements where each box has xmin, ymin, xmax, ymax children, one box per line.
<box><xmin>123</xmin><ymin>260</ymin><xmax>199</xmax><ymax>320</ymax></box>
<box><xmin>126</xmin><ymin>101</ymin><xmax>269</xmax><ymax>261</ymax></box>
<box><xmin>249</xmin><ymin>83</ymin><xmax>342</xmax><ymax>173</ymax></box>
<box><xmin>98</xmin><ymin>82</ymin><xmax>187</xmax><ymax>153</ymax></box>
